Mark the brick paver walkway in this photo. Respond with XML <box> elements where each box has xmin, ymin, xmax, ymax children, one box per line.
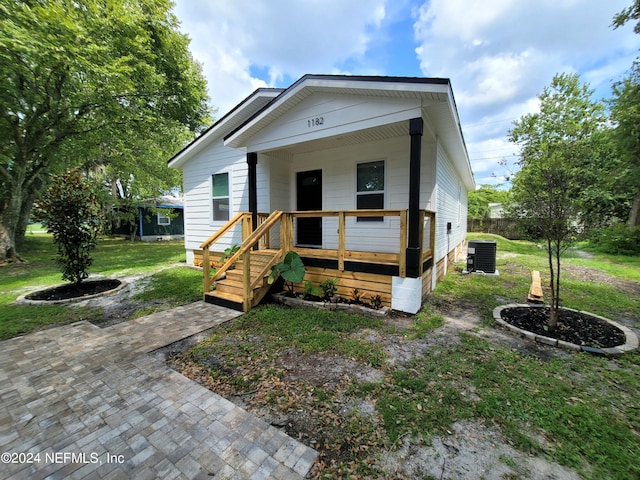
<box><xmin>0</xmin><ymin>302</ymin><xmax>317</xmax><ymax>479</ymax></box>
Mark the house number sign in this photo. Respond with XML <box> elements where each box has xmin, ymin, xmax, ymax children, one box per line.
<box><xmin>307</xmin><ymin>116</ymin><xmax>325</xmax><ymax>127</ymax></box>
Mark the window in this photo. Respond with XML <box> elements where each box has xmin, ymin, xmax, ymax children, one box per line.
<box><xmin>157</xmin><ymin>211</ymin><xmax>171</xmax><ymax>226</ymax></box>
<box><xmin>356</xmin><ymin>160</ymin><xmax>384</xmax><ymax>221</ymax></box>
<box><xmin>212</xmin><ymin>172</ymin><xmax>230</xmax><ymax>221</ymax></box>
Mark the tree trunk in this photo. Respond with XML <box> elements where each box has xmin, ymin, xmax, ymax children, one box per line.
<box><xmin>547</xmin><ymin>238</ymin><xmax>558</xmax><ymax>328</ymax></box>
<box><xmin>0</xmin><ymin>222</ymin><xmax>21</xmax><ymax>263</ymax></box>
<box><xmin>628</xmin><ymin>186</ymin><xmax>640</xmax><ymax>227</ymax></box>
<box><xmin>0</xmin><ymin>177</ymin><xmax>26</xmax><ymax>263</ymax></box>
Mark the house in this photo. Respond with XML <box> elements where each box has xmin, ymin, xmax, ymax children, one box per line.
<box><xmin>488</xmin><ymin>202</ymin><xmax>504</xmax><ymax>219</ymax></box>
<box><xmin>112</xmin><ymin>195</ymin><xmax>185</xmax><ymax>241</ymax></box>
<box><xmin>168</xmin><ymin>75</ymin><xmax>475</xmax><ymax>313</ymax></box>
<box><xmin>137</xmin><ymin>196</ymin><xmax>185</xmax><ymax>241</ymax></box>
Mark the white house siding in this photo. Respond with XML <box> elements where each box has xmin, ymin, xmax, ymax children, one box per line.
<box><xmin>434</xmin><ymin>143</ymin><xmax>467</xmax><ymax>266</ymax></box>
<box><xmin>182</xmin><ymin>139</ymin><xmax>250</xmax><ymax>263</ymax></box>
<box><xmin>264</xmin><ymin>153</ymin><xmax>291</xmax><ymax>212</ymax></box>
<box><xmin>289</xmin><ymin>135</ymin><xmax>418</xmax><ymax>253</ymax></box>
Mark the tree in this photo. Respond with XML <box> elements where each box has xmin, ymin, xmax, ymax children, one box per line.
<box><xmin>610</xmin><ymin>63</ymin><xmax>640</xmax><ymax>227</ymax></box>
<box><xmin>610</xmin><ymin>0</ymin><xmax>640</xmax><ymax>228</ymax></box>
<box><xmin>508</xmin><ymin>73</ymin><xmax>607</xmax><ymax>327</ymax></box>
<box><xmin>0</xmin><ymin>0</ymin><xmax>209</xmax><ymax>262</ymax></box>
<box><xmin>36</xmin><ymin>169</ymin><xmax>101</xmax><ymax>284</ymax></box>
<box><xmin>613</xmin><ymin>0</ymin><xmax>640</xmax><ymax>33</ymax></box>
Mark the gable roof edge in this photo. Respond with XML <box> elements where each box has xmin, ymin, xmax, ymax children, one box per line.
<box><xmin>167</xmin><ymin>87</ymin><xmax>284</xmax><ymax>169</ymax></box>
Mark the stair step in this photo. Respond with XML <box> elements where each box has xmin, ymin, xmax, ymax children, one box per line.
<box><xmin>204</xmin><ymin>291</ymin><xmax>244</xmax><ymax>311</ymax></box>
<box><xmin>215</xmin><ymin>281</ymin><xmax>244</xmax><ymax>296</ymax></box>
<box><xmin>226</xmin><ymin>269</ymin><xmax>270</xmax><ymax>284</ymax></box>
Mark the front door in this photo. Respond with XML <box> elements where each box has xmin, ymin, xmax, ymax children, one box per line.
<box><xmin>296</xmin><ymin>169</ymin><xmax>322</xmax><ymax>247</ymax></box>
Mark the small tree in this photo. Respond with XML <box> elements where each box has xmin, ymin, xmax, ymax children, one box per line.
<box><xmin>508</xmin><ymin>73</ymin><xmax>606</xmax><ymax>328</ymax></box>
<box><xmin>36</xmin><ymin>169</ymin><xmax>102</xmax><ymax>284</ymax></box>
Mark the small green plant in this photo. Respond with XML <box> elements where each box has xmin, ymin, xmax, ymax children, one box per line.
<box><xmin>268</xmin><ymin>251</ymin><xmax>306</xmax><ymax>295</ymax></box>
<box><xmin>303</xmin><ymin>280</ymin><xmax>319</xmax><ymax>299</ymax></box>
<box><xmin>319</xmin><ymin>278</ymin><xmax>338</xmax><ymax>300</ymax></box>
<box><xmin>369</xmin><ymin>294</ymin><xmax>383</xmax><ymax>310</ymax></box>
<box><xmin>220</xmin><ymin>244</ymin><xmax>240</xmax><ymax>262</ymax></box>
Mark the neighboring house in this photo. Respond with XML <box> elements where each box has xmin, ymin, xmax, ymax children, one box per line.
<box><xmin>113</xmin><ymin>195</ymin><xmax>185</xmax><ymax>241</ymax></box>
<box><xmin>169</xmin><ymin>74</ymin><xmax>475</xmax><ymax>313</ymax></box>
<box><xmin>488</xmin><ymin>202</ymin><xmax>504</xmax><ymax>219</ymax></box>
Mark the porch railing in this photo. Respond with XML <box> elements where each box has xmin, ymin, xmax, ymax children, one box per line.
<box><xmin>288</xmin><ymin>209</ymin><xmax>435</xmax><ymax>277</ymax></box>
<box><xmin>199</xmin><ymin>208</ymin><xmax>436</xmax><ymax>308</ymax></box>
<box><xmin>200</xmin><ymin>210</ymin><xmax>287</xmax><ymax>310</ymax></box>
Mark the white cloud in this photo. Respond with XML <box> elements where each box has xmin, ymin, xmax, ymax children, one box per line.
<box><xmin>413</xmin><ymin>0</ymin><xmax>637</xmax><ymax>183</ymax></box>
<box><xmin>414</xmin><ymin>0</ymin><xmax>636</xmax><ymax>119</ymax></box>
<box><xmin>173</xmin><ymin>0</ymin><xmax>388</xmax><ymax>115</ymax></box>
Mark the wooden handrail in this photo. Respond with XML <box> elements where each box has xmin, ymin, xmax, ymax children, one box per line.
<box><xmin>200</xmin><ymin>211</ymin><xmax>248</xmax><ymax>249</ymax></box>
<box><xmin>289</xmin><ymin>209</ymin><xmax>405</xmax><ymax>218</ymax></box>
<box><xmin>211</xmin><ymin>210</ymin><xmax>284</xmax><ymax>283</ymax></box>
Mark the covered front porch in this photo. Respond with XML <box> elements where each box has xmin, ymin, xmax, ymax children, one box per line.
<box><xmin>197</xmin><ymin>208</ymin><xmax>435</xmax><ymax>313</ymax></box>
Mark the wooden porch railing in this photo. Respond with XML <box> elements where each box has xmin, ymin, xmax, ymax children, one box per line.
<box><xmin>201</xmin><ymin>210</ymin><xmax>287</xmax><ymax>310</ymax></box>
<box><xmin>199</xmin><ymin>208</ymin><xmax>436</xmax><ymax>311</ymax></box>
<box><xmin>288</xmin><ymin>209</ymin><xmax>436</xmax><ymax>277</ymax></box>
<box><xmin>199</xmin><ymin>212</ymin><xmax>252</xmax><ymax>293</ymax></box>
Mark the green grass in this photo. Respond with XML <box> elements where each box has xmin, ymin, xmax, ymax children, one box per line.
<box><xmin>225</xmin><ymin>304</ymin><xmax>385</xmax><ymax>364</ymax></box>
<box><xmin>181</xmin><ymin>232</ymin><xmax>640</xmax><ymax>479</ymax></box>
<box><xmin>0</xmin><ymin>233</ymin><xmax>192</xmax><ymax>339</ymax></box>
<box><xmin>430</xmin><ymin>233</ymin><xmax>640</xmax><ymax>325</ymax></box>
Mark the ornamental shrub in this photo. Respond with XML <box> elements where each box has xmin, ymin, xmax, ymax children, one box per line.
<box><xmin>36</xmin><ymin>169</ymin><xmax>102</xmax><ymax>283</ymax></box>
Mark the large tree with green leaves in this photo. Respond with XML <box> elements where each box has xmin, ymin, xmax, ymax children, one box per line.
<box><xmin>612</xmin><ymin>2</ymin><xmax>640</xmax><ymax>227</ymax></box>
<box><xmin>609</xmin><ymin>63</ymin><xmax>640</xmax><ymax>227</ymax></box>
<box><xmin>0</xmin><ymin>0</ymin><xmax>209</xmax><ymax>262</ymax></box>
<box><xmin>509</xmin><ymin>73</ymin><xmax>607</xmax><ymax>327</ymax></box>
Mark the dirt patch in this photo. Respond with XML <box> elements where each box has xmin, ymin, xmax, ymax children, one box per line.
<box><xmin>168</xmin><ymin>305</ymin><xmax>588</xmax><ymax>479</ymax></box>
<box><xmin>564</xmin><ymin>264</ymin><xmax>640</xmax><ymax>296</ymax></box>
<box><xmin>278</xmin><ymin>349</ymin><xmax>385</xmax><ymax>386</ymax></box>
<box><xmin>381</xmin><ymin>420</ymin><xmax>581</xmax><ymax>480</ymax></box>
<box><xmin>24</xmin><ymin>279</ymin><xmax>123</xmax><ymax>301</ymax></box>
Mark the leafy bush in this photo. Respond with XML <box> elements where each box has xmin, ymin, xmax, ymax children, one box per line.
<box><xmin>319</xmin><ymin>278</ymin><xmax>338</xmax><ymax>300</ymax></box>
<box><xmin>590</xmin><ymin>223</ymin><xmax>640</xmax><ymax>255</ymax></box>
<box><xmin>35</xmin><ymin>169</ymin><xmax>102</xmax><ymax>283</ymax></box>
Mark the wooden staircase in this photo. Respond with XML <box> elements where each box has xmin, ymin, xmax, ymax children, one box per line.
<box><xmin>200</xmin><ymin>211</ymin><xmax>289</xmax><ymax>313</ymax></box>
<box><xmin>204</xmin><ymin>249</ymin><xmax>281</xmax><ymax>311</ymax></box>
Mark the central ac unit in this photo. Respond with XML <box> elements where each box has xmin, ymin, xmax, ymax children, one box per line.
<box><xmin>466</xmin><ymin>240</ymin><xmax>498</xmax><ymax>275</ymax></box>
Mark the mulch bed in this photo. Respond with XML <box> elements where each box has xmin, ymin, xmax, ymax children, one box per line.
<box><xmin>500</xmin><ymin>306</ymin><xmax>626</xmax><ymax>348</ymax></box>
<box><xmin>25</xmin><ymin>279</ymin><xmax>122</xmax><ymax>301</ymax></box>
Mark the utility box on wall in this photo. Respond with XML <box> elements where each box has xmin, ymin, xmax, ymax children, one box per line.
<box><xmin>465</xmin><ymin>240</ymin><xmax>498</xmax><ymax>275</ymax></box>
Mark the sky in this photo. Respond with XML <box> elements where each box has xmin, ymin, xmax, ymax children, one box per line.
<box><xmin>171</xmin><ymin>0</ymin><xmax>638</xmax><ymax>188</ymax></box>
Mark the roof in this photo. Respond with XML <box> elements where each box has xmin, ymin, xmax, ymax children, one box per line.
<box><xmin>169</xmin><ymin>74</ymin><xmax>474</xmax><ymax>190</ymax></box>
<box><xmin>167</xmin><ymin>88</ymin><xmax>284</xmax><ymax>169</ymax></box>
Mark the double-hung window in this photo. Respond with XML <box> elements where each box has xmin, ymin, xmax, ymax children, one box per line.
<box><xmin>157</xmin><ymin>211</ymin><xmax>171</xmax><ymax>226</ymax></box>
<box><xmin>212</xmin><ymin>172</ymin><xmax>230</xmax><ymax>221</ymax></box>
<box><xmin>356</xmin><ymin>160</ymin><xmax>384</xmax><ymax>221</ymax></box>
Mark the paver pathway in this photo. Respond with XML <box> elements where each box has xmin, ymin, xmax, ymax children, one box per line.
<box><xmin>0</xmin><ymin>302</ymin><xmax>317</xmax><ymax>479</ymax></box>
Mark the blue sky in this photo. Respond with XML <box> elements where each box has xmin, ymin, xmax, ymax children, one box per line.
<box><xmin>172</xmin><ymin>0</ymin><xmax>638</xmax><ymax>188</ymax></box>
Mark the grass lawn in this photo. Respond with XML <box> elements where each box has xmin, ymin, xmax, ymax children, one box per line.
<box><xmin>176</xmin><ymin>234</ymin><xmax>640</xmax><ymax>480</ymax></box>
<box><xmin>0</xmin><ymin>232</ymin><xmax>200</xmax><ymax>339</ymax></box>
